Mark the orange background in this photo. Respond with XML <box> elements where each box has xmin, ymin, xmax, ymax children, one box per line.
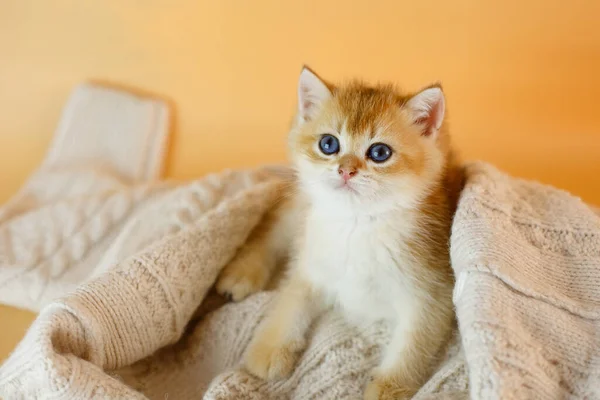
<box><xmin>0</xmin><ymin>0</ymin><xmax>599</xmax><ymax>359</ymax></box>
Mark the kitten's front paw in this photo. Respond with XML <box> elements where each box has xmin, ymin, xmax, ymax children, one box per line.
<box><xmin>364</xmin><ymin>375</ymin><xmax>416</xmax><ymax>400</ymax></box>
<box><xmin>243</xmin><ymin>339</ymin><xmax>302</xmax><ymax>381</ymax></box>
<box><xmin>216</xmin><ymin>249</ymin><xmax>270</xmax><ymax>302</ymax></box>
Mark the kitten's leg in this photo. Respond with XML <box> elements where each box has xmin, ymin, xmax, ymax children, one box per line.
<box><xmin>216</xmin><ymin>204</ymin><xmax>293</xmax><ymax>302</ymax></box>
<box><xmin>216</xmin><ymin>224</ymin><xmax>277</xmax><ymax>301</ymax></box>
<box><xmin>244</xmin><ymin>276</ymin><xmax>324</xmax><ymax>380</ymax></box>
<box><xmin>364</xmin><ymin>300</ymin><xmax>454</xmax><ymax>400</ymax></box>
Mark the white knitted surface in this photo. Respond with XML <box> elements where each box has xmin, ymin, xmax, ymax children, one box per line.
<box><xmin>1</xmin><ymin>85</ymin><xmax>599</xmax><ymax>399</ymax></box>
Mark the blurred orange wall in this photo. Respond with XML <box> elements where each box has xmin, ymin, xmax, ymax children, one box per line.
<box><xmin>1</xmin><ymin>0</ymin><xmax>599</xmax><ymax>204</ymax></box>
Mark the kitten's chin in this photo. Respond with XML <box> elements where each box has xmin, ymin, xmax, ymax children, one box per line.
<box><xmin>311</xmin><ymin>183</ymin><xmax>383</xmax><ymax>214</ymax></box>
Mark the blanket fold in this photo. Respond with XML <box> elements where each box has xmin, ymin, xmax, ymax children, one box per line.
<box><xmin>1</xmin><ymin>84</ymin><xmax>598</xmax><ymax>399</ymax></box>
<box><xmin>451</xmin><ymin>164</ymin><xmax>600</xmax><ymax>399</ymax></box>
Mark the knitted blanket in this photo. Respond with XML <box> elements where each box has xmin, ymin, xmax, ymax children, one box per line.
<box><xmin>1</xmin><ymin>85</ymin><xmax>599</xmax><ymax>400</ymax></box>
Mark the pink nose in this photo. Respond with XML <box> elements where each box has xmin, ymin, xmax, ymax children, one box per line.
<box><xmin>338</xmin><ymin>167</ymin><xmax>357</xmax><ymax>182</ymax></box>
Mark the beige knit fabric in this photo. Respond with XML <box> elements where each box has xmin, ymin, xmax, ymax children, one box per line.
<box><xmin>1</xmin><ymin>85</ymin><xmax>599</xmax><ymax>399</ymax></box>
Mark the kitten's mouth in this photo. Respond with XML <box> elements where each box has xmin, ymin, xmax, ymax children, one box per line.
<box><xmin>335</xmin><ymin>182</ymin><xmax>359</xmax><ymax>194</ymax></box>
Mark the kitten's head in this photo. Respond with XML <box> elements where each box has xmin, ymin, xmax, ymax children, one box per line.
<box><xmin>289</xmin><ymin>67</ymin><xmax>451</xmax><ymax>214</ymax></box>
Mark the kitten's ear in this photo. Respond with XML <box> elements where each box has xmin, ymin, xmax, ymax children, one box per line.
<box><xmin>298</xmin><ymin>66</ymin><xmax>332</xmax><ymax>122</ymax></box>
<box><xmin>405</xmin><ymin>85</ymin><xmax>445</xmax><ymax>138</ymax></box>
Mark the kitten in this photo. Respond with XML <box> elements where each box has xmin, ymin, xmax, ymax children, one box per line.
<box><xmin>216</xmin><ymin>67</ymin><xmax>463</xmax><ymax>399</ymax></box>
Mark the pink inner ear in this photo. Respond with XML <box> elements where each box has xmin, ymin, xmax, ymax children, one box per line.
<box><xmin>416</xmin><ymin>115</ymin><xmax>434</xmax><ymax>137</ymax></box>
<box><xmin>418</xmin><ymin>101</ymin><xmax>442</xmax><ymax>137</ymax></box>
<box><xmin>300</xmin><ymin>86</ymin><xmax>314</xmax><ymax>118</ymax></box>
<box><xmin>415</xmin><ymin>116</ymin><xmax>429</xmax><ymax>126</ymax></box>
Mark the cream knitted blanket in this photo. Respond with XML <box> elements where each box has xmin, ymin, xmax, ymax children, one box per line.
<box><xmin>1</xmin><ymin>85</ymin><xmax>599</xmax><ymax>400</ymax></box>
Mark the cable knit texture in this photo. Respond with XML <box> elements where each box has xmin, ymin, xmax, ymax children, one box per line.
<box><xmin>1</xmin><ymin>85</ymin><xmax>599</xmax><ymax>399</ymax></box>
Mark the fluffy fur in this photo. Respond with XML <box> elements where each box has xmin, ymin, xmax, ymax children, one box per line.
<box><xmin>216</xmin><ymin>67</ymin><xmax>463</xmax><ymax>399</ymax></box>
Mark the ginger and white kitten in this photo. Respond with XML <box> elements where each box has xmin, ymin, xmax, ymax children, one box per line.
<box><xmin>216</xmin><ymin>67</ymin><xmax>463</xmax><ymax>399</ymax></box>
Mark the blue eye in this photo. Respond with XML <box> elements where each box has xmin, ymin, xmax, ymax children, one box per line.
<box><xmin>367</xmin><ymin>143</ymin><xmax>392</xmax><ymax>163</ymax></box>
<box><xmin>318</xmin><ymin>134</ymin><xmax>340</xmax><ymax>155</ymax></box>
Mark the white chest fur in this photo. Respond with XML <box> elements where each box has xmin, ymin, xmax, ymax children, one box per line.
<box><xmin>301</xmin><ymin>208</ymin><xmax>418</xmax><ymax>326</ymax></box>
